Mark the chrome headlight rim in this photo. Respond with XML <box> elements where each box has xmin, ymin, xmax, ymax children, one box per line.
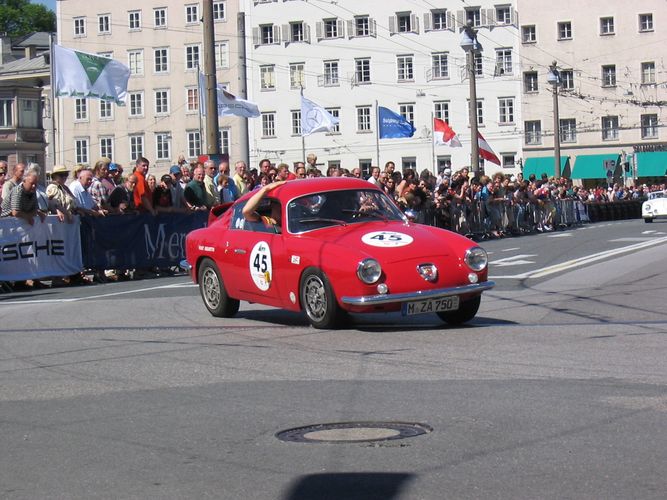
<box><xmin>357</xmin><ymin>258</ymin><xmax>382</xmax><ymax>284</ymax></box>
<box><xmin>465</xmin><ymin>247</ymin><xmax>488</xmax><ymax>272</ymax></box>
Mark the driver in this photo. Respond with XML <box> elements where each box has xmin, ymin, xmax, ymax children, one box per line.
<box><xmin>242</xmin><ymin>180</ymin><xmax>287</xmax><ymax>228</ymax></box>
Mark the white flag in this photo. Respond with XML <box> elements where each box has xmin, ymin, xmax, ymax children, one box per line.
<box><xmin>300</xmin><ymin>96</ymin><xmax>339</xmax><ymax>136</ymax></box>
<box><xmin>53</xmin><ymin>44</ymin><xmax>130</xmax><ymax>105</ymax></box>
<box><xmin>199</xmin><ymin>73</ymin><xmax>260</xmax><ymax>118</ymax></box>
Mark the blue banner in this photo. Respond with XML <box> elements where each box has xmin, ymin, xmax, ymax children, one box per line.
<box><xmin>79</xmin><ymin>212</ymin><xmax>208</xmax><ymax>270</ymax></box>
<box><xmin>378</xmin><ymin>106</ymin><xmax>416</xmax><ymax>139</ymax></box>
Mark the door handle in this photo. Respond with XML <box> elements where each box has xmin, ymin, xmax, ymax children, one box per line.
<box><xmin>234</xmin><ymin>249</ymin><xmax>247</xmax><ymax>254</ymax></box>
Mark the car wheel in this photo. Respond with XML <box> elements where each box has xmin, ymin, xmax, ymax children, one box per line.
<box><xmin>437</xmin><ymin>295</ymin><xmax>481</xmax><ymax>326</ymax></box>
<box><xmin>300</xmin><ymin>268</ymin><xmax>345</xmax><ymax>329</ymax></box>
<box><xmin>198</xmin><ymin>258</ymin><xmax>240</xmax><ymax>318</ymax></box>
<box><xmin>644</xmin><ymin>218</ymin><xmax>653</xmax><ymax>223</ymax></box>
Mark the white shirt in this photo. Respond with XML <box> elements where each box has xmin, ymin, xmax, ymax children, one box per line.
<box><xmin>69</xmin><ymin>180</ymin><xmax>97</xmax><ymax>210</ymax></box>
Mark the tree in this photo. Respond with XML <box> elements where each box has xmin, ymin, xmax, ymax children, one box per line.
<box><xmin>0</xmin><ymin>0</ymin><xmax>56</xmax><ymax>38</ymax></box>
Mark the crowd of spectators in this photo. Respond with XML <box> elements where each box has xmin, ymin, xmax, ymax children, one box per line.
<box><xmin>0</xmin><ymin>153</ymin><xmax>665</xmax><ymax>292</ymax></box>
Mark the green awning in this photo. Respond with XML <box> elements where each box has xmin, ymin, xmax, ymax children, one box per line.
<box><xmin>635</xmin><ymin>151</ymin><xmax>667</xmax><ymax>177</ymax></box>
<box><xmin>571</xmin><ymin>154</ymin><xmax>620</xmax><ymax>179</ymax></box>
<box><xmin>523</xmin><ymin>156</ymin><xmax>569</xmax><ymax>179</ymax></box>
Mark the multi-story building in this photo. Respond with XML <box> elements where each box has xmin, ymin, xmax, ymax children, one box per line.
<box><xmin>243</xmin><ymin>0</ymin><xmax>523</xmax><ymax>176</ymax></box>
<box><xmin>518</xmin><ymin>0</ymin><xmax>667</xmax><ymax>184</ymax></box>
<box><xmin>56</xmin><ymin>0</ymin><xmax>243</xmax><ymax>175</ymax></box>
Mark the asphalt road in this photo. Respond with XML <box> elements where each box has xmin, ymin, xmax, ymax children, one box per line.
<box><xmin>1</xmin><ymin>219</ymin><xmax>666</xmax><ymax>500</ymax></box>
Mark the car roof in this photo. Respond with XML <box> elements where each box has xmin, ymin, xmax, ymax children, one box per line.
<box><xmin>239</xmin><ymin>177</ymin><xmax>382</xmax><ymax>203</ymax></box>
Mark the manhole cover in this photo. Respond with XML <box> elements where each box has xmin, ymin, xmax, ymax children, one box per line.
<box><xmin>276</xmin><ymin>421</ymin><xmax>432</xmax><ymax>444</ymax></box>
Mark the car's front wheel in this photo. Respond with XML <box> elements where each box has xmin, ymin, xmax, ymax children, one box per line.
<box><xmin>198</xmin><ymin>258</ymin><xmax>240</xmax><ymax>317</ymax></box>
<box><xmin>437</xmin><ymin>295</ymin><xmax>481</xmax><ymax>326</ymax></box>
<box><xmin>300</xmin><ymin>268</ymin><xmax>346</xmax><ymax>329</ymax></box>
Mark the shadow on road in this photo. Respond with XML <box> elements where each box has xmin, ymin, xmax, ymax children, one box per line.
<box><xmin>282</xmin><ymin>472</ymin><xmax>415</xmax><ymax>500</ymax></box>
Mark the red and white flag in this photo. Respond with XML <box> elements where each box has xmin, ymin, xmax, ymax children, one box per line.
<box><xmin>433</xmin><ymin>118</ymin><xmax>462</xmax><ymax>147</ymax></box>
<box><xmin>477</xmin><ymin>131</ymin><xmax>501</xmax><ymax>165</ymax></box>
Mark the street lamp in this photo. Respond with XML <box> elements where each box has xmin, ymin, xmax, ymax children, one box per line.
<box><xmin>460</xmin><ymin>21</ymin><xmax>483</xmax><ymax>176</ymax></box>
<box><xmin>547</xmin><ymin>61</ymin><xmax>561</xmax><ymax>179</ymax></box>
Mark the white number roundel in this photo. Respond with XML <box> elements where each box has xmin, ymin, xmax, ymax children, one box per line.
<box><xmin>249</xmin><ymin>241</ymin><xmax>272</xmax><ymax>291</ymax></box>
<box><xmin>361</xmin><ymin>231</ymin><xmax>413</xmax><ymax>248</ymax></box>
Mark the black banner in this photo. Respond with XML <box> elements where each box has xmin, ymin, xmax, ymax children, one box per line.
<box><xmin>80</xmin><ymin>212</ymin><xmax>208</xmax><ymax>270</ymax></box>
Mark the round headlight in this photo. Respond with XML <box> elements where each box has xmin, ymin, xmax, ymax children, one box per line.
<box><xmin>465</xmin><ymin>247</ymin><xmax>488</xmax><ymax>272</ymax></box>
<box><xmin>357</xmin><ymin>258</ymin><xmax>382</xmax><ymax>284</ymax></box>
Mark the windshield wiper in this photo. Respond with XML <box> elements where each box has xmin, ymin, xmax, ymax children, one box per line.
<box><xmin>341</xmin><ymin>209</ymin><xmax>389</xmax><ymax>221</ymax></box>
<box><xmin>299</xmin><ymin>217</ymin><xmax>347</xmax><ymax>226</ymax></box>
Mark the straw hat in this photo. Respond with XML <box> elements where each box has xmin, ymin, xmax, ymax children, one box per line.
<box><xmin>51</xmin><ymin>165</ymin><xmax>70</xmax><ymax>175</ymax></box>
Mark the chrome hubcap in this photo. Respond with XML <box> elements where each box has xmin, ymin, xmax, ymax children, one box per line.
<box><xmin>303</xmin><ymin>275</ymin><xmax>326</xmax><ymax>321</ymax></box>
<box><xmin>201</xmin><ymin>267</ymin><xmax>220</xmax><ymax>309</ymax></box>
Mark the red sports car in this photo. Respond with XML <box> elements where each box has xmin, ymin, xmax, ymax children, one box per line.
<box><xmin>182</xmin><ymin>177</ymin><xmax>494</xmax><ymax>329</ymax></box>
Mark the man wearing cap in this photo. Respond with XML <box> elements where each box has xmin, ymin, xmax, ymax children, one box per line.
<box><xmin>46</xmin><ymin>165</ymin><xmax>77</xmax><ymax>223</ymax></box>
<box><xmin>169</xmin><ymin>165</ymin><xmax>185</xmax><ymax>209</ymax></box>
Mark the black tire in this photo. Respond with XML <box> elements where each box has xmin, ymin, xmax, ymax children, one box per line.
<box><xmin>644</xmin><ymin>218</ymin><xmax>653</xmax><ymax>223</ymax></box>
<box><xmin>437</xmin><ymin>295</ymin><xmax>481</xmax><ymax>326</ymax></box>
<box><xmin>198</xmin><ymin>258</ymin><xmax>240</xmax><ymax>318</ymax></box>
<box><xmin>300</xmin><ymin>268</ymin><xmax>346</xmax><ymax>329</ymax></box>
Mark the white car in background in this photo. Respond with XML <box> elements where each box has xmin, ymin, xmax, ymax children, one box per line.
<box><xmin>642</xmin><ymin>190</ymin><xmax>667</xmax><ymax>223</ymax></box>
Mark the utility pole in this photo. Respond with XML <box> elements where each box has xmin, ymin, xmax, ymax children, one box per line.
<box><xmin>548</xmin><ymin>61</ymin><xmax>562</xmax><ymax>179</ymax></box>
<box><xmin>202</xmin><ymin>0</ymin><xmax>219</xmax><ymax>155</ymax></box>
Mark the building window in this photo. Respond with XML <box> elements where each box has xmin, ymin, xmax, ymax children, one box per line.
<box><xmin>185</xmin><ymin>4</ymin><xmax>199</xmax><ymax>24</ymax></box>
<box><xmin>155</xmin><ymin>133</ymin><xmax>171</xmax><ymax>160</ymax></box>
<box><xmin>0</xmin><ymin>99</ymin><xmax>12</xmax><ymax>127</ymax></box>
<box><xmin>99</xmin><ymin>101</ymin><xmax>113</xmax><ymax>120</ymax></box>
<box><xmin>128</xmin><ymin>10</ymin><xmax>141</xmax><ymax>30</ymax></box>
<box><xmin>290</xmin><ymin>22</ymin><xmax>306</xmax><ymax>43</ymax></box>
<box><xmin>129</xmin><ymin>135</ymin><xmax>144</xmax><ymax>161</ymax></box>
<box><xmin>472</xmin><ymin>100</ymin><xmax>484</xmax><ymax>126</ymax></box>
<box><xmin>129</xmin><ymin>92</ymin><xmax>144</xmax><ymax>117</ymax></box>
<box><xmin>522</xmin><ymin>25</ymin><xmax>536</xmax><ymax>43</ymax></box>
<box><xmin>502</xmin><ymin>154</ymin><xmax>515</xmax><ymax>169</ymax></box>
<box><xmin>75</xmin><ymin>138</ymin><xmax>89</xmax><ymax>165</ymax></box>
<box><xmin>601</xmin><ymin>116</ymin><xmax>619</xmax><ymax>141</ymax></box>
<box><xmin>291</xmin><ymin>110</ymin><xmax>301</xmax><ymax>135</ymax></box>
<box><xmin>187</xmin><ymin>131</ymin><xmax>201</xmax><ymax>158</ymax></box>
<box><xmin>186</xmin><ymin>87</ymin><xmax>199</xmax><ymax>112</ymax></box>
<box><xmin>154</xmin><ymin>8</ymin><xmax>167</xmax><ymax>28</ymax></box>
<box><xmin>213</xmin><ymin>1</ymin><xmax>226</xmax><ymax>22</ymax></box>
<box><xmin>290</xmin><ymin>63</ymin><xmax>305</xmax><ymax>89</ymax></box>
<box><xmin>215</xmin><ymin>41</ymin><xmax>229</xmax><ymax>69</ymax></box>
<box><xmin>154</xmin><ymin>48</ymin><xmax>169</xmax><ymax>73</ymax></box>
<box><xmin>641</xmin><ymin>114</ymin><xmax>658</xmax><ymax>139</ymax></box>
<box><xmin>260</xmin><ymin>65</ymin><xmax>275</xmax><ymax>90</ymax></box>
<box><xmin>434</xmin><ymin>101</ymin><xmax>449</xmax><ymax>123</ymax></box>
<box><xmin>395</xmin><ymin>12</ymin><xmax>416</xmax><ymax>33</ymax></box>
<box><xmin>473</xmin><ymin>52</ymin><xmax>483</xmax><ymax>77</ymax></box>
<box><xmin>99</xmin><ymin>137</ymin><xmax>114</xmax><ymax>159</ymax></box>
<box><xmin>600</xmin><ymin>16</ymin><xmax>615</xmax><ymax>35</ymax></box>
<box><xmin>326</xmin><ymin>108</ymin><xmax>340</xmax><ymax>133</ymax></box>
<box><xmin>641</xmin><ymin>62</ymin><xmax>656</xmax><ymax>84</ymax></box>
<box><xmin>558</xmin><ymin>21</ymin><xmax>572</xmax><ymax>40</ymax></box>
<box><xmin>74</xmin><ymin>17</ymin><xmax>86</xmax><ymax>37</ymax></box>
<box><xmin>431</xmin><ymin>53</ymin><xmax>448</xmax><ymax>79</ymax></box>
<box><xmin>128</xmin><ymin>49</ymin><xmax>144</xmax><ymax>76</ymax></box>
<box><xmin>74</xmin><ymin>98</ymin><xmax>88</xmax><ymax>121</ymax></box>
<box><xmin>431</xmin><ymin>10</ymin><xmax>448</xmax><ymax>30</ymax></box>
<box><xmin>399</xmin><ymin>103</ymin><xmax>414</xmax><ymax>127</ymax></box>
<box><xmin>355</xmin><ymin>58</ymin><xmax>371</xmax><ymax>84</ymax></box>
<box><xmin>19</xmin><ymin>99</ymin><xmax>39</xmax><ymax>128</ymax></box>
<box><xmin>154</xmin><ymin>90</ymin><xmax>170</xmax><ymax>115</ymax></box>
<box><xmin>323</xmin><ymin>60</ymin><xmax>339</xmax><ymax>86</ymax></box>
<box><xmin>261</xmin><ymin>113</ymin><xmax>276</xmax><ymax>137</ymax></box>
<box><xmin>219</xmin><ymin>128</ymin><xmax>230</xmax><ymax>155</ymax></box>
<box><xmin>185</xmin><ymin>45</ymin><xmax>200</xmax><ymax>70</ymax></box>
<box><xmin>524</xmin><ymin>72</ymin><xmax>538</xmax><ymax>93</ymax></box>
<box><xmin>496</xmin><ymin>6</ymin><xmax>511</xmax><ymax>25</ymax></box>
<box><xmin>602</xmin><ymin>65</ymin><xmax>616</xmax><ymax>87</ymax></box>
<box><xmin>397</xmin><ymin>55</ymin><xmax>414</xmax><ymax>82</ymax></box>
<box><xmin>322</xmin><ymin>18</ymin><xmax>341</xmax><ymax>39</ymax></box>
<box><xmin>354</xmin><ymin>16</ymin><xmax>374</xmax><ymax>37</ymax></box>
<box><xmin>402</xmin><ymin>157</ymin><xmax>417</xmax><ymax>171</ymax></box>
<box><xmin>466</xmin><ymin>8</ymin><xmax>481</xmax><ymax>27</ymax></box>
<box><xmin>356</xmin><ymin>106</ymin><xmax>371</xmax><ymax>132</ymax></box>
<box><xmin>560</xmin><ymin>70</ymin><xmax>574</xmax><ymax>90</ymax></box>
<box><xmin>639</xmin><ymin>13</ymin><xmax>653</xmax><ymax>32</ymax></box>
<box><xmin>259</xmin><ymin>25</ymin><xmax>276</xmax><ymax>45</ymax></box>
<box><xmin>495</xmin><ymin>49</ymin><xmax>512</xmax><ymax>75</ymax></box>
<box><xmin>560</xmin><ymin>118</ymin><xmax>576</xmax><ymax>143</ymax></box>
<box><xmin>498</xmin><ymin>97</ymin><xmax>514</xmax><ymax>124</ymax></box>
<box><xmin>524</xmin><ymin>120</ymin><xmax>541</xmax><ymax>145</ymax></box>
<box><xmin>98</xmin><ymin>14</ymin><xmax>111</xmax><ymax>34</ymax></box>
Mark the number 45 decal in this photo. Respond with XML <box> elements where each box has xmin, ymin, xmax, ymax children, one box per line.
<box><xmin>249</xmin><ymin>241</ymin><xmax>273</xmax><ymax>291</ymax></box>
<box><xmin>362</xmin><ymin>231</ymin><xmax>414</xmax><ymax>248</ymax></box>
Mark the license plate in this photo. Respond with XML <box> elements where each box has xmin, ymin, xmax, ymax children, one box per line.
<box><xmin>402</xmin><ymin>296</ymin><xmax>460</xmax><ymax>316</ymax></box>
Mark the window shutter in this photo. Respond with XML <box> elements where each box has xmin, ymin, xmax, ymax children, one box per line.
<box><xmin>370</xmin><ymin>19</ymin><xmax>377</xmax><ymax>37</ymax></box>
<box><xmin>511</xmin><ymin>9</ymin><xmax>519</xmax><ymax>27</ymax></box>
<box><xmin>456</xmin><ymin>11</ymin><xmax>465</xmax><ymax>31</ymax></box>
<box><xmin>424</xmin><ymin>13</ymin><xmax>431</xmax><ymax>31</ymax></box>
<box><xmin>272</xmin><ymin>25</ymin><xmax>280</xmax><ymax>44</ymax></box>
<box><xmin>337</xmin><ymin>19</ymin><xmax>345</xmax><ymax>38</ymax></box>
<box><xmin>282</xmin><ymin>24</ymin><xmax>289</xmax><ymax>43</ymax></box>
<box><xmin>411</xmin><ymin>14</ymin><xmax>419</xmax><ymax>33</ymax></box>
<box><xmin>252</xmin><ymin>27</ymin><xmax>259</xmax><ymax>46</ymax></box>
<box><xmin>389</xmin><ymin>16</ymin><xmax>396</xmax><ymax>34</ymax></box>
<box><xmin>447</xmin><ymin>12</ymin><xmax>455</xmax><ymax>31</ymax></box>
<box><xmin>346</xmin><ymin>19</ymin><xmax>354</xmax><ymax>38</ymax></box>
<box><xmin>304</xmin><ymin>24</ymin><xmax>311</xmax><ymax>43</ymax></box>
<box><xmin>316</xmin><ymin>21</ymin><xmax>323</xmax><ymax>40</ymax></box>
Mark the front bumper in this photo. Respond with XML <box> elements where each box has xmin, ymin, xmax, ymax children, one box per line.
<box><xmin>341</xmin><ymin>281</ymin><xmax>495</xmax><ymax>306</ymax></box>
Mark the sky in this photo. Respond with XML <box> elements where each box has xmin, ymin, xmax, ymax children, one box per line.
<box><xmin>32</xmin><ymin>0</ymin><xmax>56</xmax><ymax>12</ymax></box>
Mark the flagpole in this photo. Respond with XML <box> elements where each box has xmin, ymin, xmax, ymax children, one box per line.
<box><xmin>431</xmin><ymin>112</ymin><xmax>436</xmax><ymax>175</ymax></box>
<box><xmin>375</xmin><ymin>100</ymin><xmax>380</xmax><ymax>168</ymax></box>
<box><xmin>300</xmin><ymin>87</ymin><xmax>306</xmax><ymax>162</ymax></box>
<box><xmin>48</xmin><ymin>33</ymin><xmax>58</xmax><ymax>169</ymax></box>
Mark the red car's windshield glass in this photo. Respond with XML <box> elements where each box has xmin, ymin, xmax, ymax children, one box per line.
<box><xmin>287</xmin><ymin>189</ymin><xmax>405</xmax><ymax>233</ymax></box>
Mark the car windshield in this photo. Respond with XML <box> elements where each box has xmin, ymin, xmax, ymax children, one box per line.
<box><xmin>287</xmin><ymin>189</ymin><xmax>406</xmax><ymax>233</ymax></box>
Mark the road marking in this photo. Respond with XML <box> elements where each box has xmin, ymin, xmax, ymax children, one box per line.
<box><xmin>490</xmin><ymin>254</ymin><xmax>537</xmax><ymax>267</ymax></box>
<box><xmin>492</xmin><ymin>235</ymin><xmax>667</xmax><ymax>279</ymax></box>
<box><xmin>1</xmin><ymin>281</ymin><xmax>196</xmax><ymax>305</ymax></box>
<box><xmin>609</xmin><ymin>237</ymin><xmax>658</xmax><ymax>242</ymax></box>
<box><xmin>502</xmin><ymin>247</ymin><xmax>521</xmax><ymax>252</ymax></box>
<box><xmin>642</xmin><ymin>230</ymin><xmax>656</xmax><ymax>234</ymax></box>
<box><xmin>547</xmin><ymin>233</ymin><xmax>572</xmax><ymax>238</ymax></box>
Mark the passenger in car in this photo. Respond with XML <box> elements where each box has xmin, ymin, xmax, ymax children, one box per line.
<box><xmin>242</xmin><ymin>180</ymin><xmax>287</xmax><ymax>229</ymax></box>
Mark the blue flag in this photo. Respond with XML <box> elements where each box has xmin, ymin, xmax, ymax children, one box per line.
<box><xmin>378</xmin><ymin>106</ymin><xmax>416</xmax><ymax>139</ymax></box>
